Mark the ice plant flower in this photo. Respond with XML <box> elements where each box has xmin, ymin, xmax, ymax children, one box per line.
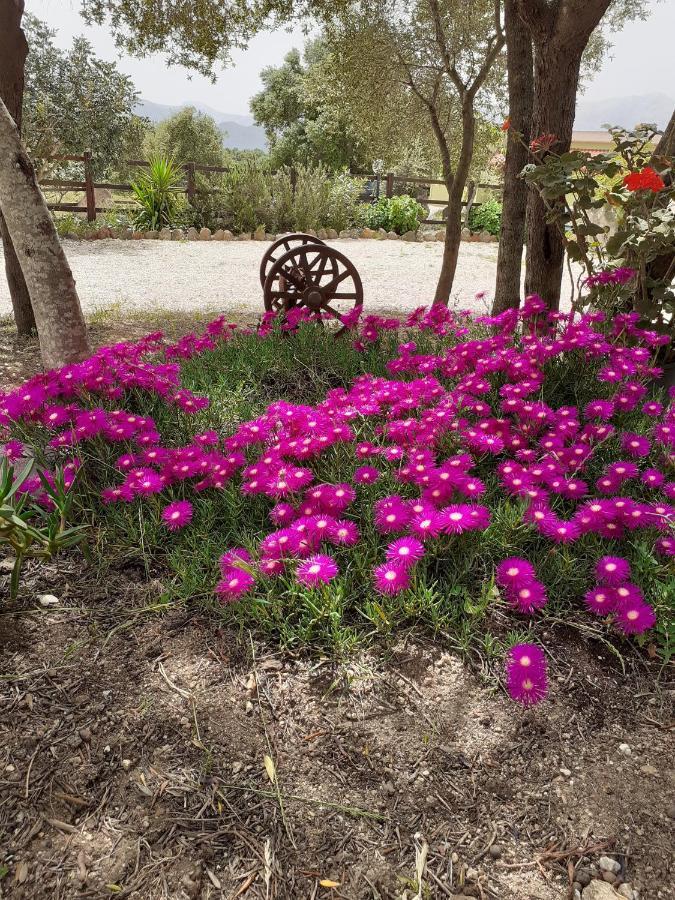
<box><xmin>595</xmin><ymin>555</ymin><xmax>631</xmax><ymax>586</ymax></box>
<box><xmin>297</xmin><ymin>554</ymin><xmax>339</xmax><ymax>586</ymax></box>
<box><xmin>216</xmin><ymin>567</ymin><xmax>255</xmax><ymax>602</ymax></box>
<box><xmin>505</xmin><ymin>643</ymin><xmax>548</xmax><ymax>706</ymax></box>
<box><xmin>161</xmin><ymin>500</ymin><xmax>193</xmax><ymax>531</ymax></box>
<box><xmin>584</xmin><ymin>587</ymin><xmax>617</xmax><ymax>616</ymax></box>
<box><xmin>496</xmin><ymin>557</ymin><xmax>536</xmax><ymax>589</ymax></box>
<box><xmin>373</xmin><ymin>561</ymin><xmax>410</xmax><ymax>595</ymax></box>
<box><xmin>385</xmin><ymin>536</ymin><xmax>425</xmax><ymax>568</ymax></box>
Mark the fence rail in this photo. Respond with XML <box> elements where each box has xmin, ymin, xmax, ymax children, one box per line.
<box><xmin>40</xmin><ymin>153</ymin><xmax>502</xmax><ymax>226</ymax></box>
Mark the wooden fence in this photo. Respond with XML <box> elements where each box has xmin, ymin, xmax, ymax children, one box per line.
<box><xmin>41</xmin><ymin>153</ymin><xmax>502</xmax><ymax>226</ymax></box>
<box><xmin>41</xmin><ymin>153</ymin><xmax>229</xmax><ymax>222</ymax></box>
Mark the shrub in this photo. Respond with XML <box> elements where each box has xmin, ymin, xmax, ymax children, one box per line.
<box><xmin>358</xmin><ymin>195</ymin><xmax>426</xmax><ymax>234</ymax></box>
<box><xmin>522</xmin><ymin>124</ymin><xmax>675</xmax><ymax>325</ymax></box>
<box><xmin>326</xmin><ymin>172</ymin><xmax>366</xmax><ymax>233</ymax></box>
<box><xmin>130</xmin><ymin>156</ymin><xmax>184</xmax><ymax>231</ymax></box>
<box><xmin>223</xmin><ymin>159</ymin><xmax>273</xmax><ymax>233</ymax></box>
<box><xmin>3</xmin><ymin>299</ymin><xmax>673</xmax><ymax>686</ymax></box>
<box><xmin>292</xmin><ymin>163</ymin><xmax>333</xmax><ymax>232</ymax></box>
<box><xmin>270</xmin><ymin>168</ymin><xmax>296</xmax><ymax>234</ymax></box>
<box><xmin>468</xmin><ymin>197</ymin><xmax>502</xmax><ymax>235</ymax></box>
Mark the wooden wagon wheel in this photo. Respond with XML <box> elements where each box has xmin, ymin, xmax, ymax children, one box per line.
<box><xmin>263</xmin><ymin>243</ymin><xmax>363</xmax><ymax>335</ymax></box>
<box><xmin>259</xmin><ymin>233</ymin><xmax>327</xmax><ymax>288</ymax></box>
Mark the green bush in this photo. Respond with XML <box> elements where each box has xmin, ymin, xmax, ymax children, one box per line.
<box><xmin>292</xmin><ymin>163</ymin><xmax>333</xmax><ymax>232</ymax></box>
<box><xmin>358</xmin><ymin>195</ymin><xmax>426</xmax><ymax>234</ymax></box>
<box><xmin>130</xmin><ymin>156</ymin><xmax>184</xmax><ymax>231</ymax></box>
<box><xmin>223</xmin><ymin>160</ymin><xmax>274</xmax><ymax>233</ymax></box>
<box><xmin>468</xmin><ymin>198</ymin><xmax>502</xmax><ymax>236</ymax></box>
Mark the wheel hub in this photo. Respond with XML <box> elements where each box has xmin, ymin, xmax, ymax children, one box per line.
<box><xmin>304</xmin><ymin>288</ymin><xmax>324</xmax><ymax>310</ymax></box>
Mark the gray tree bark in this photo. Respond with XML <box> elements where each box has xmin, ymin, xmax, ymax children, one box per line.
<box><xmin>0</xmin><ymin>96</ymin><xmax>90</xmax><ymax>368</ymax></box>
<box><xmin>0</xmin><ymin>0</ymin><xmax>35</xmax><ymax>334</ymax></box>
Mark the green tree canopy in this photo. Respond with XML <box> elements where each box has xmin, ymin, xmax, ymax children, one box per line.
<box><xmin>250</xmin><ymin>40</ymin><xmax>368</xmax><ymax>171</ymax></box>
<box><xmin>145</xmin><ymin>106</ymin><xmax>226</xmax><ymax>167</ymax></box>
<box><xmin>22</xmin><ymin>14</ymin><xmax>144</xmax><ymax>177</ymax></box>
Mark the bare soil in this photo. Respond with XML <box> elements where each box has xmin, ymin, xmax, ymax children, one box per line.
<box><xmin>1</xmin><ymin>312</ymin><xmax>673</xmax><ymax>900</ymax></box>
<box><xmin>1</xmin><ymin>552</ymin><xmax>673</xmax><ymax>900</ymax></box>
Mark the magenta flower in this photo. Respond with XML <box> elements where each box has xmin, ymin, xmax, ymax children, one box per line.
<box><xmin>297</xmin><ymin>553</ymin><xmax>339</xmax><ymax>586</ymax></box>
<box><xmin>507</xmin><ymin>578</ymin><xmax>548</xmax><ymax>614</ymax></box>
<box><xmin>373</xmin><ymin>561</ymin><xmax>411</xmax><ymax>595</ymax></box>
<box><xmin>327</xmin><ymin>519</ymin><xmax>360</xmax><ymax>546</ymax></box>
<box><xmin>584</xmin><ymin>587</ymin><xmax>617</xmax><ymax>615</ymax></box>
<box><xmin>655</xmin><ymin>535</ymin><xmax>675</xmax><ymax>557</ymax></box>
<box><xmin>505</xmin><ymin>643</ymin><xmax>548</xmax><ymax>706</ymax></box>
<box><xmin>374</xmin><ymin>496</ymin><xmax>412</xmax><ymax>534</ymax></box>
<box><xmin>408</xmin><ymin>510</ymin><xmax>443</xmax><ymax>540</ymax></box>
<box><xmin>385</xmin><ymin>536</ymin><xmax>425</xmax><ymax>568</ymax></box>
<box><xmin>220</xmin><ymin>548</ymin><xmax>253</xmax><ymax>572</ymax></box>
<box><xmin>353</xmin><ymin>465</ymin><xmax>380</xmax><ymax>484</ymax></box>
<box><xmin>1</xmin><ymin>439</ymin><xmax>24</xmax><ymax>461</ymax></box>
<box><xmin>162</xmin><ymin>500</ymin><xmax>193</xmax><ymax>531</ymax></box>
<box><xmin>621</xmin><ymin>432</ymin><xmax>651</xmax><ymax>458</ymax></box>
<box><xmin>216</xmin><ymin>566</ymin><xmax>255</xmax><ymax>602</ymax></box>
<box><xmin>438</xmin><ymin>504</ymin><xmax>474</xmax><ymax>535</ymax></box>
<box><xmin>615</xmin><ymin>599</ymin><xmax>656</xmax><ymax>634</ymax></box>
<box><xmin>595</xmin><ymin>555</ymin><xmax>631</xmax><ymax>586</ymax></box>
<box><xmin>496</xmin><ymin>557</ymin><xmax>535</xmax><ymax>588</ymax></box>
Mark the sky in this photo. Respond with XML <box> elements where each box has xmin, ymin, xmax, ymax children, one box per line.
<box><xmin>27</xmin><ymin>0</ymin><xmax>675</xmax><ymax>118</ymax></box>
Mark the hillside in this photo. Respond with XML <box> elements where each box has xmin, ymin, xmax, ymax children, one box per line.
<box><xmin>134</xmin><ymin>99</ymin><xmax>267</xmax><ymax>151</ymax></box>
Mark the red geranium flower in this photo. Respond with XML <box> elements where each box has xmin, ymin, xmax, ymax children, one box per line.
<box><xmin>529</xmin><ymin>133</ymin><xmax>557</xmax><ymax>153</ymax></box>
<box><xmin>622</xmin><ymin>166</ymin><xmax>665</xmax><ymax>192</ymax></box>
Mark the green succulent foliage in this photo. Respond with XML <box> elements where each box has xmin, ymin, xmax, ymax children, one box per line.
<box><xmin>468</xmin><ymin>198</ymin><xmax>502</xmax><ymax>235</ymax></box>
<box><xmin>130</xmin><ymin>156</ymin><xmax>184</xmax><ymax>230</ymax></box>
<box><xmin>0</xmin><ymin>459</ymin><xmax>88</xmax><ymax>601</ymax></box>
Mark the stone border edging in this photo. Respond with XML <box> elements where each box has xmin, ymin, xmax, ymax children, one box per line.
<box><xmin>61</xmin><ymin>224</ymin><xmax>499</xmax><ymax>244</ymax></box>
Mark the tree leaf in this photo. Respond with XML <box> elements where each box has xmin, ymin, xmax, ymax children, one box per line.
<box><xmin>263</xmin><ymin>754</ymin><xmax>276</xmax><ymax>784</ymax></box>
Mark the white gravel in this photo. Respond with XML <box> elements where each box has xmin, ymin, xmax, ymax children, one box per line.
<box><xmin>0</xmin><ymin>238</ymin><xmax>511</xmax><ymax>320</ymax></box>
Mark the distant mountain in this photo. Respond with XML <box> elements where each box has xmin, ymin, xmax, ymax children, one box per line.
<box><xmin>575</xmin><ymin>92</ymin><xmax>673</xmax><ymax>131</ymax></box>
<box><xmin>134</xmin><ymin>98</ymin><xmax>267</xmax><ymax>151</ymax></box>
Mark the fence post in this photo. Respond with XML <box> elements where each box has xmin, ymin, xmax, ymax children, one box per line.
<box><xmin>375</xmin><ymin>173</ymin><xmax>381</xmax><ymax>200</ymax></box>
<box><xmin>385</xmin><ymin>172</ymin><xmax>394</xmax><ymax>198</ymax></box>
<box><xmin>83</xmin><ymin>151</ymin><xmax>96</xmax><ymax>223</ymax></box>
<box><xmin>185</xmin><ymin>162</ymin><xmax>196</xmax><ymax>204</ymax></box>
<box><xmin>463</xmin><ymin>179</ymin><xmax>477</xmax><ymax>227</ymax></box>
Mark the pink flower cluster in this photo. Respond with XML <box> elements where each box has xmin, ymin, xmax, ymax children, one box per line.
<box><xmin>2</xmin><ymin>296</ymin><xmax>673</xmax><ymax>708</ymax></box>
<box><xmin>506</xmin><ymin>644</ymin><xmax>548</xmax><ymax>705</ymax></box>
<box><xmin>584</xmin><ymin>555</ymin><xmax>656</xmax><ymax>633</ymax></box>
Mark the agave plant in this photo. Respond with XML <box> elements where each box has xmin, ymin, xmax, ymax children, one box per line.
<box><xmin>130</xmin><ymin>156</ymin><xmax>184</xmax><ymax>231</ymax></box>
<box><xmin>0</xmin><ymin>458</ymin><xmax>88</xmax><ymax>600</ymax></box>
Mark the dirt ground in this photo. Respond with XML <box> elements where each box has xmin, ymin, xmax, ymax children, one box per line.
<box><xmin>1</xmin><ymin>317</ymin><xmax>673</xmax><ymax>900</ymax></box>
<box><xmin>1</xmin><ymin>553</ymin><xmax>674</xmax><ymax>900</ymax></box>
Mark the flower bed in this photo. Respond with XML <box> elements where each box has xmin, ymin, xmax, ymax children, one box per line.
<box><xmin>2</xmin><ymin>300</ymin><xmax>673</xmax><ymax>705</ymax></box>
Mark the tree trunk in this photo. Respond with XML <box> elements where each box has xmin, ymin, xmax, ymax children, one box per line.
<box><xmin>523</xmin><ymin>40</ymin><xmax>582</xmax><ymax>309</ymax></box>
<box><xmin>0</xmin><ymin>97</ymin><xmax>90</xmax><ymax>369</ymax></box>
<box><xmin>643</xmin><ymin>107</ymin><xmax>675</xmax><ymax>296</ymax></box>
<box><xmin>434</xmin><ymin>102</ymin><xmax>476</xmax><ymax>304</ymax></box>
<box><xmin>435</xmin><ymin>201</ymin><xmax>463</xmax><ymax>303</ymax></box>
<box><xmin>492</xmin><ymin>0</ymin><xmax>533</xmax><ymax>314</ymax></box>
<box><xmin>0</xmin><ymin>0</ymin><xmax>35</xmax><ymax>334</ymax></box>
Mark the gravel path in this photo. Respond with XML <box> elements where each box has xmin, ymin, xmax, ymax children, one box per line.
<box><xmin>0</xmin><ymin>238</ymin><xmax>511</xmax><ymax>320</ymax></box>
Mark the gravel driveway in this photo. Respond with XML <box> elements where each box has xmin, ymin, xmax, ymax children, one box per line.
<box><xmin>0</xmin><ymin>238</ymin><xmax>511</xmax><ymax>320</ymax></box>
